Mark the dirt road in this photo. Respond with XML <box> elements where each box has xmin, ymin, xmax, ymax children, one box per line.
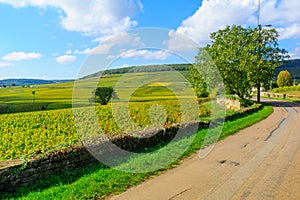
<box><xmin>110</xmin><ymin>99</ymin><xmax>300</xmax><ymax>200</ymax></box>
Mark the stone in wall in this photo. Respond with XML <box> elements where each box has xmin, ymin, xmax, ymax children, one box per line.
<box><xmin>217</xmin><ymin>96</ymin><xmax>241</xmax><ymax>111</ymax></box>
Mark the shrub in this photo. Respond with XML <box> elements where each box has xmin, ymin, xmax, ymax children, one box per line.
<box><xmin>272</xmin><ymin>85</ymin><xmax>300</xmax><ymax>93</ymax></box>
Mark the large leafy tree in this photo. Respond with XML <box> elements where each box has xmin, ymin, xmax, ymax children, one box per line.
<box><xmin>202</xmin><ymin>25</ymin><xmax>288</xmax><ymax>102</ymax></box>
<box><xmin>249</xmin><ymin>26</ymin><xmax>288</xmax><ymax>102</ymax></box>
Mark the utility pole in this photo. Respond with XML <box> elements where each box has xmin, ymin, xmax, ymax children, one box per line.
<box><xmin>32</xmin><ymin>91</ymin><xmax>36</xmax><ymax>104</ymax></box>
<box><xmin>257</xmin><ymin>0</ymin><xmax>262</xmax><ymax>103</ymax></box>
<box><xmin>294</xmin><ymin>75</ymin><xmax>296</xmax><ymax>86</ymax></box>
<box><xmin>256</xmin><ymin>0</ymin><xmax>271</xmax><ymax>102</ymax></box>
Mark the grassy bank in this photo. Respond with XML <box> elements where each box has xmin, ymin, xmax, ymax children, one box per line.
<box><xmin>1</xmin><ymin>104</ymin><xmax>273</xmax><ymax>200</ymax></box>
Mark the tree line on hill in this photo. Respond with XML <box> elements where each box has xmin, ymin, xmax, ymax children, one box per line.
<box><xmin>81</xmin><ymin>64</ymin><xmax>191</xmax><ymax>79</ymax></box>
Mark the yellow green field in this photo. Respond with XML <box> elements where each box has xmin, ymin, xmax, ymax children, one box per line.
<box><xmin>0</xmin><ymin>71</ymin><xmax>213</xmax><ymax>160</ymax></box>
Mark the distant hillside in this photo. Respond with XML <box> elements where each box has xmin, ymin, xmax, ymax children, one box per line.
<box><xmin>275</xmin><ymin>59</ymin><xmax>300</xmax><ymax>80</ymax></box>
<box><xmin>4</xmin><ymin>59</ymin><xmax>295</xmax><ymax>86</ymax></box>
<box><xmin>82</xmin><ymin>64</ymin><xmax>191</xmax><ymax>79</ymax></box>
<box><xmin>0</xmin><ymin>79</ymin><xmax>74</xmax><ymax>87</ymax></box>
<box><xmin>83</xmin><ymin>60</ymin><xmax>300</xmax><ymax>81</ymax></box>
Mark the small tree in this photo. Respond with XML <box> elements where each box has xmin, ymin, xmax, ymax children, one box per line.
<box><xmin>190</xmin><ymin>48</ymin><xmax>222</xmax><ymax>98</ymax></box>
<box><xmin>277</xmin><ymin>70</ymin><xmax>292</xmax><ymax>87</ymax></box>
<box><xmin>188</xmin><ymin>65</ymin><xmax>209</xmax><ymax>98</ymax></box>
<box><xmin>94</xmin><ymin>87</ymin><xmax>114</xmax><ymax>105</ymax></box>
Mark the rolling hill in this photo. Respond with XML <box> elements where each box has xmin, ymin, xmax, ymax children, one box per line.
<box><xmin>0</xmin><ymin>79</ymin><xmax>75</xmax><ymax>87</ymax></box>
<box><xmin>275</xmin><ymin>59</ymin><xmax>300</xmax><ymax>81</ymax></box>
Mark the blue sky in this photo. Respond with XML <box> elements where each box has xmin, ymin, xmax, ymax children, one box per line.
<box><xmin>0</xmin><ymin>0</ymin><xmax>299</xmax><ymax>79</ymax></box>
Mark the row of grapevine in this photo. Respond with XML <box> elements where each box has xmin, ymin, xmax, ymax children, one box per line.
<box><xmin>0</xmin><ymin>100</ymin><xmax>209</xmax><ymax>160</ymax></box>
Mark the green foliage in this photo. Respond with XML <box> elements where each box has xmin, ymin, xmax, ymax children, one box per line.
<box><xmin>83</xmin><ymin>64</ymin><xmax>191</xmax><ymax>78</ymax></box>
<box><xmin>239</xmin><ymin>98</ymin><xmax>254</xmax><ymax>107</ymax></box>
<box><xmin>0</xmin><ymin>99</ymin><xmax>211</xmax><ymax>160</ymax></box>
<box><xmin>249</xmin><ymin>26</ymin><xmax>288</xmax><ymax>99</ymax></box>
<box><xmin>272</xmin><ymin>85</ymin><xmax>300</xmax><ymax>93</ymax></box>
<box><xmin>189</xmin><ymin>48</ymin><xmax>223</xmax><ymax>98</ymax></box>
<box><xmin>94</xmin><ymin>87</ymin><xmax>114</xmax><ymax>105</ymax></box>
<box><xmin>277</xmin><ymin>70</ymin><xmax>293</xmax><ymax>87</ymax></box>
<box><xmin>2</xmin><ymin>104</ymin><xmax>273</xmax><ymax>200</ymax></box>
<box><xmin>0</xmin><ymin>109</ymin><xmax>78</xmax><ymax>160</ymax></box>
<box><xmin>206</xmin><ymin>25</ymin><xmax>255</xmax><ymax>100</ymax></box>
<box><xmin>204</xmin><ymin>25</ymin><xmax>288</xmax><ymax>101</ymax></box>
<box><xmin>188</xmin><ymin>65</ymin><xmax>209</xmax><ymax>98</ymax></box>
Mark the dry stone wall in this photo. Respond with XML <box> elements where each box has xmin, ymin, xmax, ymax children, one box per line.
<box><xmin>0</xmin><ymin>121</ymin><xmax>207</xmax><ymax>193</ymax></box>
<box><xmin>0</xmin><ymin>146</ymin><xmax>98</xmax><ymax>193</ymax></box>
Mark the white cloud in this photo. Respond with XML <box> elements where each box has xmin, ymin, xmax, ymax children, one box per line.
<box><xmin>119</xmin><ymin>64</ymin><xmax>130</xmax><ymax>68</ymax></box>
<box><xmin>260</xmin><ymin>0</ymin><xmax>300</xmax><ymax>40</ymax></box>
<box><xmin>65</xmin><ymin>49</ymin><xmax>72</xmax><ymax>55</ymax></box>
<box><xmin>74</xmin><ymin>45</ymin><xmax>110</xmax><ymax>55</ymax></box>
<box><xmin>56</xmin><ymin>55</ymin><xmax>76</xmax><ymax>65</ymax></box>
<box><xmin>261</xmin><ymin>0</ymin><xmax>300</xmax><ymax>25</ymax></box>
<box><xmin>164</xmin><ymin>30</ymin><xmax>199</xmax><ymax>51</ymax></box>
<box><xmin>170</xmin><ymin>0</ymin><xmax>258</xmax><ymax>46</ymax></box>
<box><xmin>75</xmin><ymin>32</ymin><xmax>144</xmax><ymax>55</ymax></box>
<box><xmin>277</xmin><ymin>24</ymin><xmax>300</xmax><ymax>40</ymax></box>
<box><xmin>290</xmin><ymin>47</ymin><xmax>300</xmax><ymax>59</ymax></box>
<box><xmin>0</xmin><ymin>62</ymin><xmax>11</xmax><ymax>67</ymax></box>
<box><xmin>120</xmin><ymin>49</ymin><xmax>171</xmax><ymax>60</ymax></box>
<box><xmin>2</xmin><ymin>52</ymin><xmax>42</xmax><ymax>61</ymax></box>
<box><xmin>167</xmin><ymin>0</ymin><xmax>300</xmax><ymax>48</ymax></box>
<box><xmin>0</xmin><ymin>0</ymin><xmax>142</xmax><ymax>36</ymax></box>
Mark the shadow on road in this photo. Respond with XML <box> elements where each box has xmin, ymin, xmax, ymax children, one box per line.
<box><xmin>261</xmin><ymin>98</ymin><xmax>300</xmax><ymax>108</ymax></box>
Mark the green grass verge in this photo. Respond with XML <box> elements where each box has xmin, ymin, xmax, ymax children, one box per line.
<box><xmin>1</xmin><ymin>104</ymin><xmax>273</xmax><ymax>200</ymax></box>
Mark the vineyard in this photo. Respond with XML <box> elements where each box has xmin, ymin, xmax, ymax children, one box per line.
<box><xmin>0</xmin><ymin>70</ymin><xmax>225</xmax><ymax>161</ymax></box>
<box><xmin>0</xmin><ymin>98</ymin><xmax>215</xmax><ymax>161</ymax></box>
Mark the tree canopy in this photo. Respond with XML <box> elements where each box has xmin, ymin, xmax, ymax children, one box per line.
<box><xmin>277</xmin><ymin>70</ymin><xmax>292</xmax><ymax>87</ymax></box>
<box><xmin>94</xmin><ymin>87</ymin><xmax>114</xmax><ymax>105</ymax></box>
<box><xmin>197</xmin><ymin>25</ymin><xmax>288</xmax><ymax>102</ymax></box>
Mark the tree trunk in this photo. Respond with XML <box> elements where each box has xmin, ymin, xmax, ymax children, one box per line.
<box><xmin>257</xmin><ymin>83</ymin><xmax>261</xmax><ymax>103</ymax></box>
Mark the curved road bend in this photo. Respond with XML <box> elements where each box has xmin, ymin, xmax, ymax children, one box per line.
<box><xmin>110</xmin><ymin>99</ymin><xmax>300</xmax><ymax>200</ymax></box>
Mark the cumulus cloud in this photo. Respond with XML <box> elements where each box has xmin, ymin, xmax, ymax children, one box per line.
<box><xmin>0</xmin><ymin>0</ymin><xmax>142</xmax><ymax>36</ymax></box>
<box><xmin>65</xmin><ymin>49</ymin><xmax>72</xmax><ymax>55</ymax></box>
<box><xmin>75</xmin><ymin>32</ymin><xmax>144</xmax><ymax>55</ymax></box>
<box><xmin>2</xmin><ymin>52</ymin><xmax>41</xmax><ymax>61</ymax></box>
<box><xmin>260</xmin><ymin>0</ymin><xmax>300</xmax><ymax>40</ymax></box>
<box><xmin>168</xmin><ymin>0</ymin><xmax>258</xmax><ymax>47</ymax></box>
<box><xmin>277</xmin><ymin>24</ymin><xmax>300</xmax><ymax>40</ymax></box>
<box><xmin>120</xmin><ymin>49</ymin><xmax>171</xmax><ymax>60</ymax></box>
<box><xmin>0</xmin><ymin>62</ymin><xmax>11</xmax><ymax>67</ymax></box>
<box><xmin>290</xmin><ymin>47</ymin><xmax>300</xmax><ymax>59</ymax></box>
<box><xmin>260</xmin><ymin>0</ymin><xmax>300</xmax><ymax>25</ymax></box>
<box><xmin>56</xmin><ymin>55</ymin><xmax>76</xmax><ymax>64</ymax></box>
<box><xmin>167</xmin><ymin>0</ymin><xmax>300</xmax><ymax>49</ymax></box>
<box><xmin>164</xmin><ymin>30</ymin><xmax>199</xmax><ymax>51</ymax></box>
